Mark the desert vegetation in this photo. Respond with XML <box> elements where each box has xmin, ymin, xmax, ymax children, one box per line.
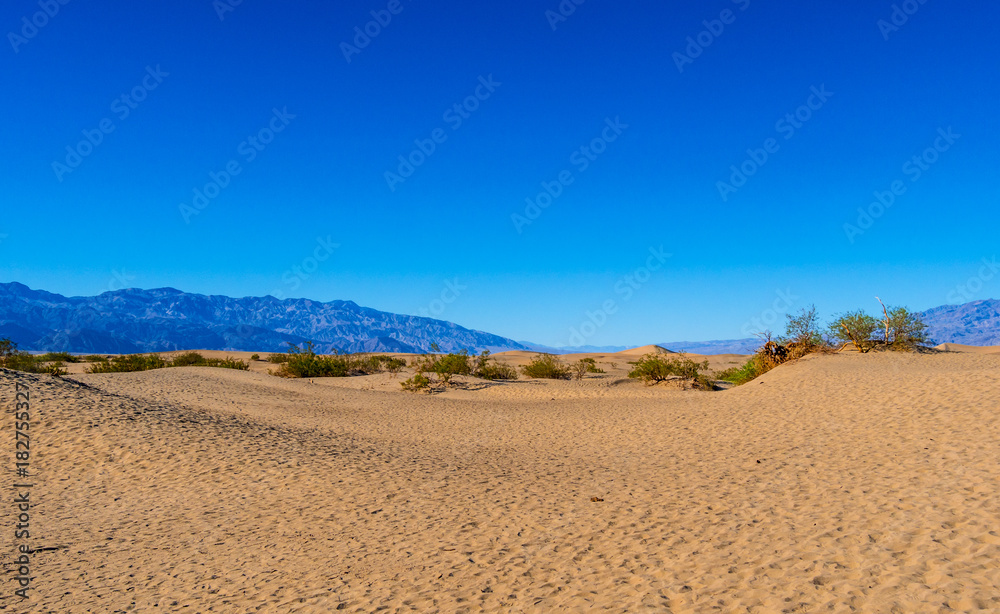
<box><xmin>274</xmin><ymin>343</ymin><xmax>406</xmax><ymax>378</ymax></box>
<box><xmin>520</xmin><ymin>354</ymin><xmax>572</xmax><ymax>380</ymax></box>
<box><xmin>627</xmin><ymin>353</ymin><xmax>716</xmax><ymax>390</ymax></box>
<box><xmin>87</xmin><ymin>352</ymin><xmax>250</xmax><ymax>373</ymax></box>
<box><xmin>572</xmin><ymin>357</ymin><xmax>605</xmax><ymax>380</ymax></box>
<box><xmin>402</xmin><ymin>349</ymin><xmax>518</xmax><ymax>391</ymax></box>
<box><xmin>1</xmin><ymin>339</ymin><xmax>69</xmax><ymax>375</ymax></box>
<box><xmin>718</xmin><ymin>300</ymin><xmax>931</xmax><ymax>385</ymax></box>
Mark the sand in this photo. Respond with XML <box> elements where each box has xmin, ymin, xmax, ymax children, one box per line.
<box><xmin>2</xmin><ymin>349</ymin><xmax>999</xmax><ymax>612</ymax></box>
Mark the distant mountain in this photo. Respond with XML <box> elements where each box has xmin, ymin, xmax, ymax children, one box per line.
<box><xmin>658</xmin><ymin>338</ymin><xmax>762</xmax><ymax>355</ymax></box>
<box><xmin>920</xmin><ymin>299</ymin><xmax>1000</xmax><ymax>347</ymax></box>
<box><xmin>0</xmin><ymin>282</ymin><xmax>531</xmax><ymax>355</ymax></box>
<box><xmin>518</xmin><ymin>341</ymin><xmax>631</xmax><ymax>355</ymax></box>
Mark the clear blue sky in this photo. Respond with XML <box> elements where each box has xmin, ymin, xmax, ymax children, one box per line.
<box><xmin>2</xmin><ymin>0</ymin><xmax>997</xmax><ymax>347</ymax></box>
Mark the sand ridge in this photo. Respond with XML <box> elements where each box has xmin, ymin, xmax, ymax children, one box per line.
<box><xmin>2</xmin><ymin>350</ymin><xmax>999</xmax><ymax>612</ymax></box>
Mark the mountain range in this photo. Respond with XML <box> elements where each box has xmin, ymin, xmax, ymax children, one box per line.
<box><xmin>0</xmin><ymin>282</ymin><xmax>529</xmax><ymax>355</ymax></box>
<box><xmin>0</xmin><ymin>282</ymin><xmax>997</xmax><ymax>354</ymax></box>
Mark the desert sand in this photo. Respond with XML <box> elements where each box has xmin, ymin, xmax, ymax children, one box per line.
<box><xmin>2</xmin><ymin>348</ymin><xmax>999</xmax><ymax>612</ymax></box>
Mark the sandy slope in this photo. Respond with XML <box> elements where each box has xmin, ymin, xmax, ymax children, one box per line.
<box><xmin>2</xmin><ymin>351</ymin><xmax>999</xmax><ymax>613</ymax></box>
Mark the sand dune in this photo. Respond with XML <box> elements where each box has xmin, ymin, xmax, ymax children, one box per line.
<box><xmin>3</xmin><ymin>350</ymin><xmax>999</xmax><ymax>612</ymax></box>
<box><xmin>935</xmin><ymin>343</ymin><xmax>1000</xmax><ymax>354</ymax></box>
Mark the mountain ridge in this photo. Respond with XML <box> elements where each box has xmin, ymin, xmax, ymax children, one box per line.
<box><xmin>0</xmin><ymin>283</ymin><xmax>530</xmax><ymax>354</ymax></box>
<box><xmin>1</xmin><ymin>283</ymin><xmax>997</xmax><ymax>354</ymax></box>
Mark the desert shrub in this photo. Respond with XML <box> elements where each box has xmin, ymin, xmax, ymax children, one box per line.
<box><xmin>434</xmin><ymin>351</ymin><xmax>473</xmax><ymax>378</ymax></box>
<box><xmin>202</xmin><ymin>357</ymin><xmax>250</xmax><ymax>370</ymax></box>
<box><xmin>46</xmin><ymin>361</ymin><xmax>68</xmax><ymax>376</ymax></box>
<box><xmin>716</xmin><ymin>358</ymin><xmax>765</xmax><ymax>385</ymax></box>
<box><xmin>627</xmin><ymin>353</ymin><xmax>710</xmax><ymax>385</ymax></box>
<box><xmin>0</xmin><ymin>338</ymin><xmax>40</xmax><ymax>372</ymax></box>
<box><xmin>87</xmin><ymin>354</ymin><xmax>168</xmax><ymax>373</ymax></box>
<box><xmin>170</xmin><ymin>351</ymin><xmax>208</xmax><ymax>367</ymax></box>
<box><xmin>410</xmin><ymin>350</ymin><xmax>473</xmax><ymax>385</ymax></box>
<box><xmin>781</xmin><ymin>305</ymin><xmax>825</xmax><ymax>348</ymax></box>
<box><xmin>828</xmin><ymin>300</ymin><xmax>931</xmax><ymax>353</ymax></box>
<box><xmin>274</xmin><ymin>344</ymin><xmax>403</xmax><ymax>378</ymax></box>
<box><xmin>267</xmin><ymin>353</ymin><xmax>290</xmax><ymax>363</ymax></box>
<box><xmin>473</xmin><ymin>350</ymin><xmax>518</xmax><ymax>381</ymax></box>
<box><xmin>571</xmin><ymin>357</ymin><xmax>606</xmax><ymax>380</ymax></box>
<box><xmin>275</xmin><ymin>343</ymin><xmax>351</xmax><ymax>378</ymax></box>
<box><xmin>828</xmin><ymin>310</ymin><xmax>880</xmax><ymax>353</ymax></box>
<box><xmin>521</xmin><ymin>354</ymin><xmax>571</xmax><ymax>380</ymax></box>
<box><xmin>82</xmin><ymin>355</ymin><xmax>108</xmax><ymax>363</ymax></box>
<box><xmin>36</xmin><ymin>352</ymin><xmax>80</xmax><ymax>363</ymax></box>
<box><xmin>165</xmin><ymin>352</ymin><xmax>249</xmax><ymax>370</ymax></box>
<box><xmin>0</xmin><ymin>338</ymin><xmax>16</xmax><ymax>361</ymax></box>
<box><xmin>351</xmin><ymin>354</ymin><xmax>407</xmax><ymax>375</ymax></box>
<box><xmin>884</xmin><ymin>306</ymin><xmax>930</xmax><ymax>350</ymax></box>
<box><xmin>401</xmin><ymin>373</ymin><xmax>431</xmax><ymax>391</ymax></box>
<box><xmin>250</xmin><ymin>354</ymin><xmax>260</xmax><ymax>361</ymax></box>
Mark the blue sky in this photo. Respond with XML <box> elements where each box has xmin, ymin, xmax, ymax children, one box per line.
<box><xmin>2</xmin><ymin>0</ymin><xmax>998</xmax><ymax>347</ymax></box>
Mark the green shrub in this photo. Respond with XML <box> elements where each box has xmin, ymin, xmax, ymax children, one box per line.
<box><xmin>572</xmin><ymin>357</ymin><xmax>605</xmax><ymax>379</ymax></box>
<box><xmin>627</xmin><ymin>353</ymin><xmax>710</xmax><ymax>386</ymax></box>
<box><xmin>828</xmin><ymin>310</ymin><xmax>880</xmax><ymax>353</ymax></box>
<box><xmin>171</xmin><ymin>351</ymin><xmax>208</xmax><ymax>367</ymax></box>
<box><xmin>250</xmin><ymin>353</ymin><xmax>261</xmax><ymax>361</ymax></box>
<box><xmin>275</xmin><ymin>343</ymin><xmax>350</xmax><ymax>378</ymax></box>
<box><xmin>781</xmin><ymin>305</ymin><xmax>825</xmax><ymax>347</ymax></box>
<box><xmin>274</xmin><ymin>344</ymin><xmax>404</xmax><ymax>378</ymax></box>
<box><xmin>36</xmin><ymin>351</ymin><xmax>80</xmax><ymax>363</ymax></box>
<box><xmin>0</xmin><ymin>338</ymin><xmax>41</xmax><ymax>372</ymax></box>
<box><xmin>201</xmin><ymin>357</ymin><xmax>250</xmax><ymax>371</ymax></box>
<box><xmin>268</xmin><ymin>353</ymin><xmax>290</xmax><ymax>363</ymax></box>
<box><xmin>521</xmin><ymin>354</ymin><xmax>571</xmax><ymax>379</ymax></box>
<box><xmin>828</xmin><ymin>301</ymin><xmax>930</xmax><ymax>353</ymax></box>
<box><xmin>884</xmin><ymin>306</ymin><xmax>930</xmax><ymax>350</ymax></box>
<box><xmin>165</xmin><ymin>352</ymin><xmax>249</xmax><ymax>370</ymax></box>
<box><xmin>82</xmin><ymin>355</ymin><xmax>109</xmax><ymax>363</ymax></box>
<box><xmin>401</xmin><ymin>373</ymin><xmax>431</xmax><ymax>391</ymax></box>
<box><xmin>716</xmin><ymin>357</ymin><xmax>765</xmax><ymax>385</ymax></box>
<box><xmin>471</xmin><ymin>350</ymin><xmax>518</xmax><ymax>380</ymax></box>
<box><xmin>87</xmin><ymin>354</ymin><xmax>168</xmax><ymax>373</ymax></box>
